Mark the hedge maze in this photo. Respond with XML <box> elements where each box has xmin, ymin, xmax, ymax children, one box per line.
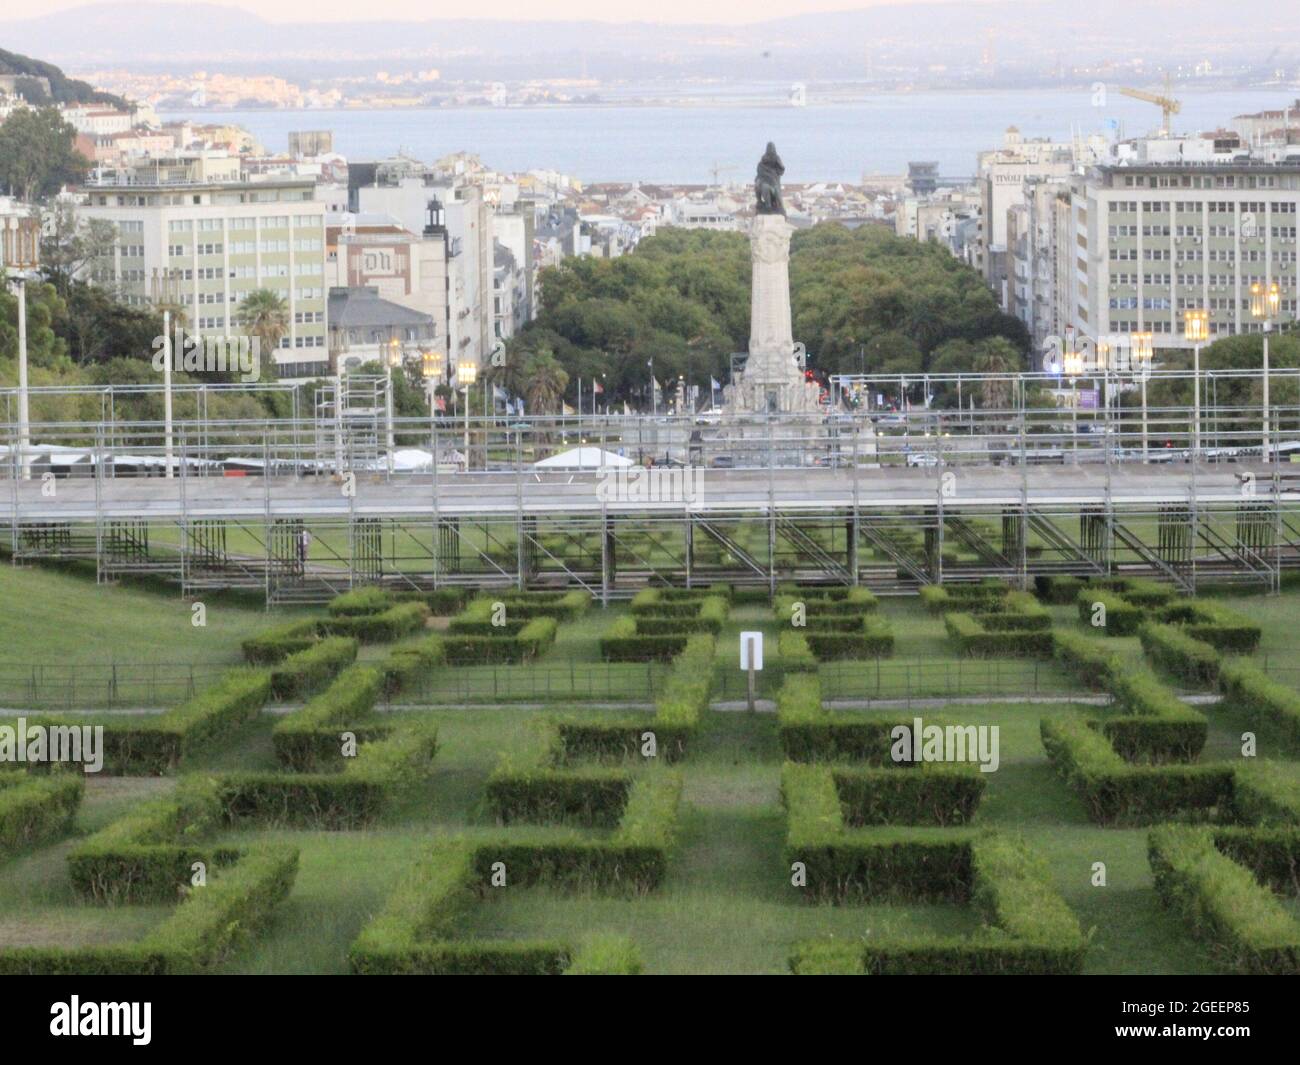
<box><xmin>10</xmin><ymin>563</ymin><xmax>1300</xmax><ymax>976</ymax></box>
<box><xmin>1038</xmin><ymin>588</ymin><xmax>1300</xmax><ymax>974</ymax></box>
<box><xmin>772</xmin><ymin>662</ymin><xmax>1084</xmax><ymax>975</ymax></box>
<box><xmin>349</xmin><ymin>631</ymin><xmax>709</xmax><ymax>975</ymax></box>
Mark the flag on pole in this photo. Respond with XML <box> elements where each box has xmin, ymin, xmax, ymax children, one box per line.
<box><xmin>434</xmin><ymin>395</ymin><xmax>446</xmax><ymax>412</ymax></box>
<box><xmin>593</xmin><ymin>380</ymin><xmax>604</xmax><ymax>395</ymax></box>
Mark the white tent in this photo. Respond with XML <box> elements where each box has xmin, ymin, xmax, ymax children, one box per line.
<box><xmin>533</xmin><ymin>447</ymin><xmax>633</xmax><ymax>471</ymax></box>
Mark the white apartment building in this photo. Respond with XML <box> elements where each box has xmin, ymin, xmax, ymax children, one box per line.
<box><xmin>1071</xmin><ymin>159</ymin><xmax>1300</xmax><ymax>351</ymax></box>
<box><xmin>977</xmin><ymin>127</ymin><xmax>1106</xmax><ymax>308</ymax></box>
<box><xmin>78</xmin><ymin>155</ymin><xmax>329</xmax><ymax>379</ymax></box>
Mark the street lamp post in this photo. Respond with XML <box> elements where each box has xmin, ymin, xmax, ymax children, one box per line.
<box><xmin>1250</xmin><ymin>281</ymin><xmax>1281</xmax><ymax>455</ymax></box>
<box><xmin>385</xmin><ymin>336</ymin><xmax>402</xmax><ymax>475</ymax></box>
<box><xmin>1131</xmin><ymin>332</ymin><xmax>1153</xmax><ymax>461</ymax></box>
<box><xmin>1063</xmin><ymin>343</ymin><xmax>1083</xmax><ymax>463</ymax></box>
<box><xmin>458</xmin><ymin>359</ymin><xmax>477</xmax><ymax>470</ymax></box>
<box><xmin>1184</xmin><ymin>309</ymin><xmax>1209</xmax><ymax>461</ymax></box>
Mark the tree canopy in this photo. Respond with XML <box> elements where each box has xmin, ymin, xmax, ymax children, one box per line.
<box><xmin>517</xmin><ymin>222</ymin><xmax>1029</xmax><ymax>408</ymax></box>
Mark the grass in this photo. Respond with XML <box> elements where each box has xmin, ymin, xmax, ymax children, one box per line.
<box><xmin>3</xmin><ymin>567</ymin><xmax>1300</xmax><ymax>974</ymax></box>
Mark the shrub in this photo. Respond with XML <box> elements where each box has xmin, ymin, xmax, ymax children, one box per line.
<box><xmin>600</xmin><ymin>617</ymin><xmax>686</xmax><ymax>662</ymax></box>
<box><xmin>318</xmin><ymin>602</ymin><xmax>430</xmax><ymax>644</ymax></box>
<box><xmin>37</xmin><ymin>669</ymin><xmax>274</xmax><ymax>776</ymax></box>
<box><xmin>1076</xmin><ymin>588</ymin><xmax>1144</xmax><ymax>635</ymax></box>
<box><xmin>563</xmin><ymin>935</ymin><xmax>644</xmax><ymax>975</ymax></box>
<box><xmin>218</xmin><ymin>722</ymin><xmax>440</xmax><ymax>829</ymax></box>
<box><xmin>777</xmin><ymin>630</ymin><xmax>818</xmax><ymax>673</ymax></box>
<box><xmin>269</xmin><ymin>637</ymin><xmax>358</xmax><ymax>700</ymax></box>
<box><xmin>0</xmin><ymin>773</ymin><xmax>83</xmax><ymax>861</ymax></box>
<box><xmin>1105</xmin><ymin>664</ymin><xmax>1207</xmax><ymax>763</ymax></box>
<box><xmin>241</xmin><ymin>620</ymin><xmax>319</xmax><ymax>665</ymax></box>
<box><xmin>943</xmin><ymin>612</ymin><xmax>1054</xmax><ymax>658</ymax></box>
<box><xmin>1040</xmin><ymin>717</ymin><xmax>1231</xmax><ymax>824</ymax></box>
<box><xmin>803</xmin><ymin>618</ymin><xmax>894</xmax><ymax>661</ymax></box>
<box><xmin>833</xmin><ymin>764</ymin><xmax>985</xmax><ymax>826</ymax></box>
<box><xmin>0</xmin><ymin>843</ymin><xmax>300</xmax><ymax>975</ymax></box>
<box><xmin>1148</xmin><ymin>825</ymin><xmax>1300</xmax><ymax>974</ymax></box>
<box><xmin>1035</xmin><ymin>575</ymin><xmax>1085</xmax><ymax>605</ymax></box>
<box><xmin>443</xmin><ymin>617</ymin><xmax>557</xmax><ymax>665</ymax></box>
<box><xmin>392</xmin><ymin>587</ymin><xmax>471</xmax><ymax>615</ymax></box>
<box><xmin>381</xmin><ymin>635</ymin><xmax>445</xmax><ymax>696</ymax></box>
<box><xmin>1160</xmin><ymin>600</ymin><xmax>1262</xmax><ymax>653</ymax></box>
<box><xmin>634</xmin><ymin>596</ymin><xmax>727</xmax><ymax>635</ymax></box>
<box><xmin>1219</xmin><ymin>659</ymin><xmax>1300</xmax><ymax>753</ymax></box>
<box><xmin>1052</xmin><ymin>630</ymin><xmax>1122</xmax><ymax>691</ymax></box>
<box><xmin>271</xmin><ymin>665</ymin><xmax>384</xmax><ymax>772</ymax></box>
<box><xmin>327</xmin><ymin>586</ymin><xmax>393</xmax><ymax>617</ymax></box>
<box><xmin>1139</xmin><ymin>622</ymin><xmax>1221</xmax><ymax>686</ymax></box>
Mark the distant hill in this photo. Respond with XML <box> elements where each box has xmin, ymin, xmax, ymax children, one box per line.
<box><xmin>0</xmin><ymin>47</ymin><xmax>128</xmax><ymax>109</ymax></box>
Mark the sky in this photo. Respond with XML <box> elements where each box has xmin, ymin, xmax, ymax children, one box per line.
<box><xmin>0</xmin><ymin>0</ymin><xmax>954</xmax><ymax>25</ymax></box>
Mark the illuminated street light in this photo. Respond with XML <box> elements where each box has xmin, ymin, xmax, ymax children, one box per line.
<box><xmin>457</xmin><ymin>360</ymin><xmax>478</xmax><ymax>467</ymax></box>
<box><xmin>1183</xmin><ymin>310</ymin><xmax>1209</xmax><ymax>459</ymax></box>
<box><xmin>1131</xmin><ymin>331</ymin><xmax>1154</xmax><ymax>460</ymax></box>
<box><xmin>1251</xmin><ymin>281</ymin><xmax>1282</xmax><ymax>453</ymax></box>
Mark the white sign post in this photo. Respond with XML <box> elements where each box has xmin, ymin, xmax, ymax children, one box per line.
<box><xmin>739</xmin><ymin>631</ymin><xmax>764</xmax><ymax>712</ymax></box>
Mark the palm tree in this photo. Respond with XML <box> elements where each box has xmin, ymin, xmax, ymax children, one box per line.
<box><xmin>524</xmin><ymin>348</ymin><xmax>569</xmax><ymax>415</ymax></box>
<box><xmin>236</xmin><ymin>289</ymin><xmax>290</xmax><ymax>360</ymax></box>
<box><xmin>972</xmin><ymin>337</ymin><xmax>1020</xmax><ymax>412</ymax></box>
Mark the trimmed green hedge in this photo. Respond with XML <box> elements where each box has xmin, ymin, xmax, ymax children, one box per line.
<box><xmin>1148</xmin><ymin>825</ymin><xmax>1300</xmax><ymax>974</ymax></box>
<box><xmin>1139</xmin><ymin>622</ymin><xmax>1221</xmax><ymax>687</ymax></box>
<box><xmin>0</xmin><ymin>773</ymin><xmax>83</xmax><ymax>862</ymax></box>
<box><xmin>943</xmin><ymin>612</ymin><xmax>1054</xmax><ymax>658</ymax></box>
<box><xmin>1040</xmin><ymin>717</ymin><xmax>1232</xmax><ymax>825</ymax></box>
<box><xmin>600</xmin><ymin>617</ymin><xmax>686</xmax><ymax>662</ymax></box>
<box><xmin>1218</xmin><ymin>659</ymin><xmax>1300</xmax><ymax>753</ymax></box>
<box><xmin>271</xmin><ymin>665</ymin><xmax>384</xmax><ymax>772</ymax></box>
<box><xmin>392</xmin><ymin>587</ymin><xmax>472</xmax><ymax>615</ymax></box>
<box><xmin>777</xmin><ymin>630</ymin><xmax>818</xmax><ymax>673</ymax></box>
<box><xmin>38</xmin><ymin>668</ymin><xmax>273</xmax><ymax>776</ymax></box>
<box><xmin>269</xmin><ymin>637</ymin><xmax>358</xmax><ymax>699</ymax></box>
<box><xmin>1052</xmin><ymin>630</ymin><xmax>1122</xmax><ymax>691</ymax></box>
<box><xmin>1160</xmin><ymin>600</ymin><xmax>1262</xmax><ymax>653</ymax></box>
<box><xmin>557</xmin><ymin>634</ymin><xmax>715</xmax><ymax>762</ymax></box>
<box><xmin>349</xmin><ymin>775</ymin><xmax>680</xmax><ymax>974</ymax></box>
<box><xmin>633</xmin><ymin>596</ymin><xmax>727</xmax><ymax>635</ymax></box>
<box><xmin>782</xmin><ymin>764</ymin><xmax>1084</xmax><ymax>973</ymax></box>
<box><xmin>832</xmin><ymin>764</ymin><xmax>985</xmax><ymax>827</ymax></box>
<box><xmin>1076</xmin><ymin>588</ymin><xmax>1144</xmax><ymax>636</ymax></box>
<box><xmin>443</xmin><ymin>617</ymin><xmax>558</xmax><ymax>665</ymax></box>
<box><xmin>380</xmin><ymin>635</ymin><xmax>445</xmax><ymax>696</ymax></box>
<box><xmin>803</xmin><ymin>617</ymin><xmax>894</xmax><ymax>661</ymax></box>
<box><xmin>241</xmin><ymin>620</ymin><xmax>320</xmax><ymax>665</ymax></box>
<box><xmin>217</xmin><ymin>722</ymin><xmax>440</xmax><ymax>829</ymax></box>
<box><xmin>776</xmin><ymin>673</ymin><xmax>928</xmax><ymax>763</ymax></box>
<box><xmin>317</xmin><ymin>602</ymin><xmax>430</xmax><ymax>644</ymax></box>
<box><xmin>0</xmin><ymin>843</ymin><xmax>299</xmax><ymax>975</ymax></box>
<box><xmin>919</xmin><ymin>581</ymin><xmax>1010</xmax><ymax>614</ymax></box>
<box><xmin>328</xmin><ymin>586</ymin><xmax>393</xmax><ymax>617</ymax></box>
<box><xmin>1105</xmin><ymin>664</ymin><xmax>1207</xmax><ymax>763</ymax></box>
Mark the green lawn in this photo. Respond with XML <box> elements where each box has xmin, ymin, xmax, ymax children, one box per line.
<box><xmin>2</xmin><ymin>568</ymin><xmax>1299</xmax><ymax>974</ymax></box>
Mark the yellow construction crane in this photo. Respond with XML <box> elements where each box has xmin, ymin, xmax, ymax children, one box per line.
<box><xmin>1119</xmin><ymin>75</ymin><xmax>1182</xmax><ymax>136</ymax></box>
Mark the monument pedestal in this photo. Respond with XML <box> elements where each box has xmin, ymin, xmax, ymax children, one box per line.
<box><xmin>724</xmin><ymin>214</ymin><xmax>821</xmax><ymax>416</ymax></box>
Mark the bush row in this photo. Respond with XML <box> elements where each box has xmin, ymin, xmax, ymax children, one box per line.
<box><xmin>1219</xmin><ymin>659</ymin><xmax>1300</xmax><ymax>753</ymax></box>
<box><xmin>633</xmin><ymin>596</ymin><xmax>728</xmax><ymax>635</ymax></box>
<box><xmin>317</xmin><ymin>602</ymin><xmax>430</xmax><ymax>644</ymax></box>
<box><xmin>271</xmin><ymin>665</ymin><xmax>384</xmax><ymax>772</ymax></box>
<box><xmin>943</xmin><ymin>612</ymin><xmax>1054</xmax><ymax>658</ymax></box>
<box><xmin>0</xmin><ymin>843</ymin><xmax>299</xmax><ymax>975</ymax></box>
<box><xmin>347</xmin><ymin>842</ymin><xmax>642</xmax><ymax>975</ymax></box>
<box><xmin>269</xmin><ymin>637</ymin><xmax>358</xmax><ymax>699</ymax></box>
<box><xmin>1039</xmin><ymin>717</ymin><xmax>1232</xmax><ymax>825</ymax></box>
<box><xmin>0</xmin><ymin>773</ymin><xmax>83</xmax><ymax>862</ymax></box>
<box><xmin>38</xmin><ymin>669</ymin><xmax>273</xmax><ymax>776</ymax></box>
<box><xmin>443</xmin><ymin>617</ymin><xmax>558</xmax><ymax>665</ymax></box>
<box><xmin>557</xmin><ymin>634</ymin><xmax>715</xmax><ymax>762</ymax></box>
<box><xmin>781</xmin><ymin>767</ymin><xmax>1084</xmax><ymax>973</ymax></box>
<box><xmin>919</xmin><ymin>581</ymin><xmax>1010</xmax><ymax>614</ymax></box>
<box><xmin>1148</xmin><ymin>825</ymin><xmax>1300</xmax><ymax>974</ymax></box>
<box><xmin>1139</xmin><ymin>622</ymin><xmax>1221</xmax><ymax>686</ymax></box>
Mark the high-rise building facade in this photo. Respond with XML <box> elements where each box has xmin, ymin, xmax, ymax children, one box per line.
<box><xmin>78</xmin><ymin>155</ymin><xmax>329</xmax><ymax>379</ymax></box>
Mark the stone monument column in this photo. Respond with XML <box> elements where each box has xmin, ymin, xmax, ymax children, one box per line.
<box><xmin>732</xmin><ymin>214</ymin><xmax>819</xmax><ymax>413</ymax></box>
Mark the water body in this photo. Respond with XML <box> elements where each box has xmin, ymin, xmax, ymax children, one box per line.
<box><xmin>163</xmin><ymin>88</ymin><xmax>1293</xmax><ymax>183</ymax></box>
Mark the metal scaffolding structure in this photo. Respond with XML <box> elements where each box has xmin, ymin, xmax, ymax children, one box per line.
<box><xmin>4</xmin><ymin>368</ymin><xmax>1299</xmax><ymax>605</ymax></box>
